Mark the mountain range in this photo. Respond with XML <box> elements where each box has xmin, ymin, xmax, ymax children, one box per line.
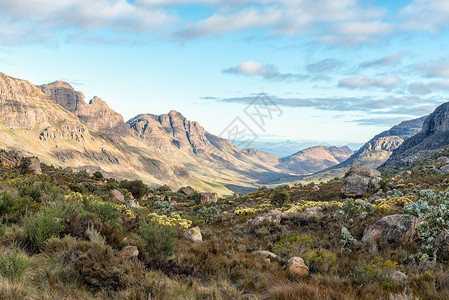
<box><xmin>0</xmin><ymin>72</ymin><xmax>355</xmax><ymax>195</ymax></box>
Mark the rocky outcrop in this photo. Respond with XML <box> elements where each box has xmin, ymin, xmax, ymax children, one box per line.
<box><xmin>39</xmin><ymin>81</ymin><xmax>127</xmax><ymax>132</ymax></box>
<box><xmin>362</xmin><ymin>214</ymin><xmax>419</xmax><ymax>248</ymax></box>
<box><xmin>200</xmin><ymin>193</ymin><xmax>218</xmax><ymax>204</ymax></box>
<box><xmin>382</xmin><ymin>102</ymin><xmax>449</xmax><ymax>168</ymax></box>
<box><xmin>342</xmin><ymin>167</ymin><xmax>381</xmax><ymax>197</ymax></box>
<box><xmin>0</xmin><ymin>150</ymin><xmax>41</xmax><ymax>174</ymax></box>
<box><xmin>184</xmin><ymin>226</ymin><xmax>202</xmax><ymax>243</ymax></box>
<box><xmin>118</xmin><ymin>245</ymin><xmax>139</xmax><ymax>259</ymax></box>
<box><xmin>20</xmin><ymin>157</ymin><xmax>42</xmax><ymax>175</ymax></box>
<box><xmin>178</xmin><ymin>186</ymin><xmax>195</xmax><ymax>197</ymax></box>
<box><xmin>279</xmin><ymin>146</ymin><xmax>354</xmax><ymax>175</ymax></box>
<box><xmin>110</xmin><ymin>189</ymin><xmax>125</xmax><ymax>202</ymax></box>
<box><xmin>285</xmin><ymin>257</ymin><xmax>309</xmax><ymax>276</ymax></box>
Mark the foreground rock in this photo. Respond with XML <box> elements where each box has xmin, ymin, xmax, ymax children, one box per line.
<box><xmin>200</xmin><ymin>193</ymin><xmax>218</xmax><ymax>204</ymax></box>
<box><xmin>249</xmin><ymin>211</ymin><xmax>286</xmax><ymax>227</ymax></box>
<box><xmin>362</xmin><ymin>214</ymin><xmax>419</xmax><ymax>248</ymax></box>
<box><xmin>20</xmin><ymin>157</ymin><xmax>42</xmax><ymax>175</ymax></box>
<box><xmin>342</xmin><ymin>167</ymin><xmax>381</xmax><ymax>197</ymax></box>
<box><xmin>118</xmin><ymin>245</ymin><xmax>139</xmax><ymax>259</ymax></box>
<box><xmin>385</xmin><ymin>271</ymin><xmax>408</xmax><ymax>283</ymax></box>
<box><xmin>285</xmin><ymin>257</ymin><xmax>309</xmax><ymax>276</ymax></box>
<box><xmin>125</xmin><ymin>199</ymin><xmax>140</xmax><ymax>208</ymax></box>
<box><xmin>184</xmin><ymin>226</ymin><xmax>202</xmax><ymax>243</ymax></box>
<box><xmin>110</xmin><ymin>189</ymin><xmax>125</xmax><ymax>202</ymax></box>
<box><xmin>178</xmin><ymin>186</ymin><xmax>195</xmax><ymax>197</ymax></box>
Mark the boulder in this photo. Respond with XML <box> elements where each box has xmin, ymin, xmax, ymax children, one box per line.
<box><xmin>118</xmin><ymin>245</ymin><xmax>139</xmax><ymax>259</ymax></box>
<box><xmin>441</xmin><ymin>164</ymin><xmax>449</xmax><ymax>173</ymax></box>
<box><xmin>126</xmin><ymin>199</ymin><xmax>140</xmax><ymax>208</ymax></box>
<box><xmin>385</xmin><ymin>271</ymin><xmax>408</xmax><ymax>283</ymax></box>
<box><xmin>362</xmin><ymin>214</ymin><xmax>419</xmax><ymax>248</ymax></box>
<box><xmin>249</xmin><ymin>211</ymin><xmax>286</xmax><ymax>227</ymax></box>
<box><xmin>312</xmin><ymin>185</ymin><xmax>320</xmax><ymax>192</ymax></box>
<box><xmin>200</xmin><ymin>193</ymin><xmax>218</xmax><ymax>204</ymax></box>
<box><xmin>110</xmin><ymin>189</ymin><xmax>125</xmax><ymax>202</ymax></box>
<box><xmin>184</xmin><ymin>226</ymin><xmax>202</xmax><ymax>243</ymax></box>
<box><xmin>342</xmin><ymin>167</ymin><xmax>381</xmax><ymax>197</ymax></box>
<box><xmin>285</xmin><ymin>257</ymin><xmax>309</xmax><ymax>276</ymax></box>
<box><xmin>20</xmin><ymin>157</ymin><xmax>42</xmax><ymax>175</ymax></box>
<box><xmin>178</xmin><ymin>186</ymin><xmax>195</xmax><ymax>197</ymax></box>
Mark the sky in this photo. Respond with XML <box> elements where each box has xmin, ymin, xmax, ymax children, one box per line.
<box><xmin>1</xmin><ymin>0</ymin><xmax>449</xmax><ymax>146</ymax></box>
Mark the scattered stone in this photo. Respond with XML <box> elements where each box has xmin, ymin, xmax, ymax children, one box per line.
<box><xmin>249</xmin><ymin>210</ymin><xmax>286</xmax><ymax>227</ymax></box>
<box><xmin>20</xmin><ymin>157</ymin><xmax>42</xmax><ymax>175</ymax></box>
<box><xmin>312</xmin><ymin>185</ymin><xmax>320</xmax><ymax>192</ymax></box>
<box><xmin>184</xmin><ymin>226</ymin><xmax>202</xmax><ymax>243</ymax></box>
<box><xmin>118</xmin><ymin>245</ymin><xmax>139</xmax><ymax>259</ymax></box>
<box><xmin>362</xmin><ymin>214</ymin><xmax>419</xmax><ymax>249</ymax></box>
<box><xmin>200</xmin><ymin>193</ymin><xmax>218</xmax><ymax>204</ymax></box>
<box><xmin>438</xmin><ymin>156</ymin><xmax>449</xmax><ymax>164</ymax></box>
<box><xmin>126</xmin><ymin>199</ymin><xmax>140</xmax><ymax>208</ymax></box>
<box><xmin>302</xmin><ymin>206</ymin><xmax>324</xmax><ymax>218</ymax></box>
<box><xmin>178</xmin><ymin>186</ymin><xmax>195</xmax><ymax>197</ymax></box>
<box><xmin>252</xmin><ymin>250</ymin><xmax>278</xmax><ymax>262</ymax></box>
<box><xmin>441</xmin><ymin>164</ymin><xmax>449</xmax><ymax>173</ymax></box>
<box><xmin>110</xmin><ymin>189</ymin><xmax>125</xmax><ymax>202</ymax></box>
<box><xmin>285</xmin><ymin>257</ymin><xmax>309</xmax><ymax>276</ymax></box>
<box><xmin>385</xmin><ymin>271</ymin><xmax>408</xmax><ymax>282</ymax></box>
<box><xmin>342</xmin><ymin>167</ymin><xmax>382</xmax><ymax>197</ymax></box>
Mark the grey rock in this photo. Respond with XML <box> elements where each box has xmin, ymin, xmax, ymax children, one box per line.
<box><xmin>342</xmin><ymin>167</ymin><xmax>381</xmax><ymax>197</ymax></box>
<box><xmin>184</xmin><ymin>226</ymin><xmax>202</xmax><ymax>243</ymax></box>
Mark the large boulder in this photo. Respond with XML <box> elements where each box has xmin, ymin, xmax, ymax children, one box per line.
<box><xmin>342</xmin><ymin>167</ymin><xmax>381</xmax><ymax>197</ymax></box>
<box><xmin>20</xmin><ymin>157</ymin><xmax>42</xmax><ymax>175</ymax></box>
<box><xmin>178</xmin><ymin>186</ymin><xmax>195</xmax><ymax>197</ymax></box>
<box><xmin>184</xmin><ymin>226</ymin><xmax>202</xmax><ymax>243</ymax></box>
<box><xmin>200</xmin><ymin>193</ymin><xmax>218</xmax><ymax>204</ymax></box>
<box><xmin>362</xmin><ymin>214</ymin><xmax>419</xmax><ymax>248</ymax></box>
<box><xmin>110</xmin><ymin>189</ymin><xmax>125</xmax><ymax>202</ymax></box>
<box><xmin>285</xmin><ymin>257</ymin><xmax>309</xmax><ymax>276</ymax></box>
<box><xmin>249</xmin><ymin>211</ymin><xmax>286</xmax><ymax>227</ymax></box>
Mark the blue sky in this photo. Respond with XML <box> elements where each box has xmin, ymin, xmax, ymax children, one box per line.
<box><xmin>1</xmin><ymin>0</ymin><xmax>449</xmax><ymax>145</ymax></box>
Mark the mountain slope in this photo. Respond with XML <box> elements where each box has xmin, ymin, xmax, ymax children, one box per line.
<box><xmin>279</xmin><ymin>146</ymin><xmax>353</xmax><ymax>175</ymax></box>
<box><xmin>381</xmin><ymin>102</ymin><xmax>449</xmax><ymax>168</ymax></box>
<box><xmin>301</xmin><ymin>116</ymin><xmax>426</xmax><ymax>182</ymax></box>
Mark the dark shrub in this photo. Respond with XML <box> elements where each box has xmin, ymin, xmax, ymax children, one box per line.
<box><xmin>140</xmin><ymin>221</ymin><xmax>176</xmax><ymax>257</ymax></box>
<box><xmin>120</xmin><ymin>180</ymin><xmax>150</xmax><ymax>199</ymax></box>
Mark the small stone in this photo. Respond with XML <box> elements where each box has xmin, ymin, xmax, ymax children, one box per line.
<box><xmin>126</xmin><ymin>199</ymin><xmax>140</xmax><ymax>208</ymax></box>
<box><xmin>118</xmin><ymin>245</ymin><xmax>139</xmax><ymax>259</ymax></box>
<box><xmin>385</xmin><ymin>271</ymin><xmax>408</xmax><ymax>282</ymax></box>
<box><xmin>110</xmin><ymin>189</ymin><xmax>125</xmax><ymax>202</ymax></box>
<box><xmin>249</xmin><ymin>211</ymin><xmax>286</xmax><ymax>227</ymax></box>
<box><xmin>252</xmin><ymin>250</ymin><xmax>278</xmax><ymax>261</ymax></box>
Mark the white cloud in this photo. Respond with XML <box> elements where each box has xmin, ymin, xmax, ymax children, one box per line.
<box><xmin>339</xmin><ymin>76</ymin><xmax>401</xmax><ymax>89</ymax></box>
<box><xmin>413</xmin><ymin>60</ymin><xmax>449</xmax><ymax>78</ymax></box>
<box><xmin>408</xmin><ymin>80</ymin><xmax>449</xmax><ymax>95</ymax></box>
<box><xmin>360</xmin><ymin>51</ymin><xmax>406</xmax><ymax>68</ymax></box>
<box><xmin>400</xmin><ymin>0</ymin><xmax>449</xmax><ymax>32</ymax></box>
<box><xmin>320</xmin><ymin>21</ymin><xmax>394</xmax><ymax>46</ymax></box>
<box><xmin>223</xmin><ymin>60</ymin><xmax>306</xmax><ymax>81</ymax></box>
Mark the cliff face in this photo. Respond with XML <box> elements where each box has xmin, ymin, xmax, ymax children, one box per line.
<box><xmin>382</xmin><ymin>103</ymin><xmax>449</xmax><ymax>168</ymax></box>
<box><xmin>39</xmin><ymin>81</ymin><xmax>127</xmax><ymax>132</ymax></box>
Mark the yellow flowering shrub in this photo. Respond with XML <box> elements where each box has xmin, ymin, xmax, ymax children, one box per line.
<box><xmin>284</xmin><ymin>200</ymin><xmax>344</xmax><ymax>214</ymax></box>
<box><xmin>234</xmin><ymin>203</ymin><xmax>272</xmax><ymax>216</ymax></box>
<box><xmin>148</xmin><ymin>213</ymin><xmax>192</xmax><ymax>229</ymax></box>
<box><xmin>375</xmin><ymin>196</ymin><xmax>415</xmax><ymax>207</ymax></box>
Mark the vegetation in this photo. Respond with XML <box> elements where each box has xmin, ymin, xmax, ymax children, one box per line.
<box><xmin>2</xmin><ymin>151</ymin><xmax>449</xmax><ymax>299</ymax></box>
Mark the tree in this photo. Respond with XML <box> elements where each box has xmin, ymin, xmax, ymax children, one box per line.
<box><xmin>271</xmin><ymin>189</ymin><xmax>290</xmax><ymax>207</ymax></box>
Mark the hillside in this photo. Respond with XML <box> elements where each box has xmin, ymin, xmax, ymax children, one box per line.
<box><xmin>301</xmin><ymin>116</ymin><xmax>426</xmax><ymax>182</ymax></box>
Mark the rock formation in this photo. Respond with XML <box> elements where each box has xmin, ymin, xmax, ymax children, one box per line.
<box><xmin>341</xmin><ymin>167</ymin><xmax>381</xmax><ymax>197</ymax></box>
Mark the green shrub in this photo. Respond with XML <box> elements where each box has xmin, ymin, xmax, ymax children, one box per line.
<box><xmin>334</xmin><ymin>198</ymin><xmax>374</xmax><ymax>227</ymax></box>
<box><xmin>23</xmin><ymin>204</ymin><xmax>74</xmax><ymax>251</ymax></box>
<box><xmin>120</xmin><ymin>179</ymin><xmax>150</xmax><ymax>199</ymax></box>
<box><xmin>303</xmin><ymin>248</ymin><xmax>338</xmax><ymax>274</ymax></box>
<box><xmin>353</xmin><ymin>257</ymin><xmax>398</xmax><ymax>285</ymax></box>
<box><xmin>152</xmin><ymin>199</ymin><xmax>173</xmax><ymax>215</ymax></box>
<box><xmin>0</xmin><ymin>243</ymin><xmax>29</xmax><ymax>282</ymax></box>
<box><xmin>196</xmin><ymin>201</ymin><xmax>219</xmax><ymax>224</ymax></box>
<box><xmin>140</xmin><ymin>220</ymin><xmax>176</xmax><ymax>257</ymax></box>
<box><xmin>83</xmin><ymin>197</ymin><xmax>121</xmax><ymax>224</ymax></box>
<box><xmin>272</xmin><ymin>233</ymin><xmax>313</xmax><ymax>257</ymax></box>
<box><xmin>271</xmin><ymin>189</ymin><xmax>289</xmax><ymax>207</ymax></box>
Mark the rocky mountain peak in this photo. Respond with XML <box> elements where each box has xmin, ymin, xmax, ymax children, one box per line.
<box><xmin>39</xmin><ymin>80</ymin><xmax>86</xmax><ymax>113</ymax></box>
<box><xmin>422</xmin><ymin>102</ymin><xmax>449</xmax><ymax>135</ymax></box>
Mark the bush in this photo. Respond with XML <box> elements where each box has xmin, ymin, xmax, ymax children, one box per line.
<box><xmin>303</xmin><ymin>248</ymin><xmax>337</xmax><ymax>274</ymax></box>
<box><xmin>23</xmin><ymin>204</ymin><xmax>74</xmax><ymax>252</ymax></box>
<box><xmin>0</xmin><ymin>243</ymin><xmax>29</xmax><ymax>281</ymax></box>
<box><xmin>196</xmin><ymin>201</ymin><xmax>219</xmax><ymax>224</ymax></box>
<box><xmin>334</xmin><ymin>198</ymin><xmax>373</xmax><ymax>227</ymax></box>
<box><xmin>353</xmin><ymin>257</ymin><xmax>398</xmax><ymax>285</ymax></box>
<box><xmin>83</xmin><ymin>196</ymin><xmax>122</xmax><ymax>224</ymax></box>
<box><xmin>152</xmin><ymin>199</ymin><xmax>173</xmax><ymax>215</ymax></box>
<box><xmin>140</xmin><ymin>220</ymin><xmax>176</xmax><ymax>257</ymax></box>
<box><xmin>120</xmin><ymin>179</ymin><xmax>150</xmax><ymax>199</ymax></box>
<box><xmin>271</xmin><ymin>189</ymin><xmax>289</xmax><ymax>207</ymax></box>
<box><xmin>272</xmin><ymin>233</ymin><xmax>313</xmax><ymax>257</ymax></box>
<box><xmin>92</xmin><ymin>171</ymin><xmax>104</xmax><ymax>179</ymax></box>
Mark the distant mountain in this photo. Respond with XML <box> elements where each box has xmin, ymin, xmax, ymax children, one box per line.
<box><xmin>302</xmin><ymin>116</ymin><xmax>426</xmax><ymax>182</ymax></box>
<box><xmin>381</xmin><ymin>102</ymin><xmax>449</xmax><ymax>168</ymax></box>
<box><xmin>279</xmin><ymin>146</ymin><xmax>354</xmax><ymax>174</ymax></box>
